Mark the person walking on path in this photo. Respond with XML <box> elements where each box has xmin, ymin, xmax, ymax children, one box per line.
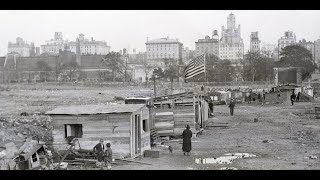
<box><xmin>93</xmin><ymin>139</ymin><xmax>105</xmax><ymax>167</ymax></box>
<box><xmin>182</xmin><ymin>125</ymin><xmax>192</xmax><ymax>156</ymax></box>
<box><xmin>104</xmin><ymin>143</ymin><xmax>112</xmax><ymax>170</ymax></box>
<box><xmin>229</xmin><ymin>98</ymin><xmax>236</xmax><ymax>116</ymax></box>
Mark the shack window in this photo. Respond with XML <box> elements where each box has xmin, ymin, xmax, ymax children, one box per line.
<box><xmin>64</xmin><ymin>124</ymin><xmax>83</xmax><ymax>138</ymax></box>
<box><xmin>32</xmin><ymin>153</ymin><xmax>38</xmax><ymax>163</ymax></box>
<box><xmin>142</xmin><ymin>119</ymin><xmax>148</xmax><ymax>132</ymax></box>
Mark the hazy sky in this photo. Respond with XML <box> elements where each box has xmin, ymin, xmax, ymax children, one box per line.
<box><xmin>0</xmin><ymin>10</ymin><xmax>320</xmax><ymax>56</ymax></box>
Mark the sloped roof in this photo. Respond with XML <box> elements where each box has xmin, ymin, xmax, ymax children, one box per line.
<box><xmin>46</xmin><ymin>104</ymin><xmax>146</xmax><ymax>115</ymax></box>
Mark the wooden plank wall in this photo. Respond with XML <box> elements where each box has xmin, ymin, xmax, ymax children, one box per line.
<box><xmin>173</xmin><ymin>107</ymin><xmax>196</xmax><ymax>135</ymax></box>
<box><xmin>51</xmin><ymin>114</ymin><xmax>132</xmax><ymax>158</ymax></box>
<box><xmin>154</xmin><ymin>111</ymin><xmax>174</xmax><ymax>136</ymax></box>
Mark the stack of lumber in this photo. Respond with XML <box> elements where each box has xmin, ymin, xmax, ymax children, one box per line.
<box><xmin>155</xmin><ymin>112</ymin><xmax>174</xmax><ymax>136</ymax></box>
<box><xmin>205</xmin><ymin>118</ymin><xmax>229</xmax><ymax>128</ymax></box>
<box><xmin>150</xmin><ymin>127</ymin><xmax>161</xmax><ymax>145</ymax></box>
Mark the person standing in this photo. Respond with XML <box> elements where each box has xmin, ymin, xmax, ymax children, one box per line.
<box><xmin>182</xmin><ymin>125</ymin><xmax>192</xmax><ymax>156</ymax></box>
<box><xmin>104</xmin><ymin>143</ymin><xmax>112</xmax><ymax>170</ymax></box>
<box><xmin>291</xmin><ymin>93</ymin><xmax>295</xmax><ymax>106</ymax></box>
<box><xmin>229</xmin><ymin>98</ymin><xmax>236</xmax><ymax>116</ymax></box>
<box><xmin>93</xmin><ymin>139</ymin><xmax>105</xmax><ymax>167</ymax></box>
<box><xmin>209</xmin><ymin>98</ymin><xmax>214</xmax><ymax>116</ymax></box>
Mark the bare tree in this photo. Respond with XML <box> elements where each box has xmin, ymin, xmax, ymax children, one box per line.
<box><xmin>102</xmin><ymin>52</ymin><xmax>124</xmax><ymax>82</ymax></box>
<box><xmin>35</xmin><ymin>61</ymin><xmax>52</xmax><ymax>82</ymax></box>
<box><xmin>61</xmin><ymin>61</ymin><xmax>80</xmax><ymax>81</ymax></box>
<box><xmin>142</xmin><ymin>59</ymin><xmax>153</xmax><ymax>86</ymax></box>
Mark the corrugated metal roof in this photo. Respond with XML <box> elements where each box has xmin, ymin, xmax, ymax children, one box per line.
<box><xmin>46</xmin><ymin>104</ymin><xmax>146</xmax><ymax>115</ymax></box>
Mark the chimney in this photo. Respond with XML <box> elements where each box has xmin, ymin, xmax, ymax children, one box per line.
<box><xmin>91</xmin><ymin>37</ymin><xmax>94</xmax><ymax>41</ymax></box>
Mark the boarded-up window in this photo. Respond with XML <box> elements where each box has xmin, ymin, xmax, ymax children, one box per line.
<box><xmin>64</xmin><ymin>124</ymin><xmax>83</xmax><ymax>138</ymax></box>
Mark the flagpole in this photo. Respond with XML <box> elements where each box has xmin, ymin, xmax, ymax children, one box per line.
<box><xmin>204</xmin><ymin>53</ymin><xmax>207</xmax><ymax>83</ymax></box>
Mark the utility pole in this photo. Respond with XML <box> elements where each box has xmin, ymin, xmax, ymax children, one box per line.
<box><xmin>153</xmin><ymin>75</ymin><xmax>156</xmax><ymax>99</ymax></box>
<box><xmin>125</xmin><ymin>58</ymin><xmax>127</xmax><ymax>82</ymax></box>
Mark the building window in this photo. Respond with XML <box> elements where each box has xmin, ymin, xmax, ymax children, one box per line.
<box><xmin>64</xmin><ymin>124</ymin><xmax>83</xmax><ymax>138</ymax></box>
<box><xmin>142</xmin><ymin>119</ymin><xmax>148</xmax><ymax>132</ymax></box>
<box><xmin>32</xmin><ymin>153</ymin><xmax>38</xmax><ymax>163</ymax></box>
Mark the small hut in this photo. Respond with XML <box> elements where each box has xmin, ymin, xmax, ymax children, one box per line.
<box><xmin>46</xmin><ymin>104</ymin><xmax>151</xmax><ymax>158</ymax></box>
<box><xmin>0</xmin><ymin>140</ymin><xmax>45</xmax><ymax>170</ymax></box>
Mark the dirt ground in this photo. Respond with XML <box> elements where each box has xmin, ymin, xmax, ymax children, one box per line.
<box><xmin>111</xmin><ymin>102</ymin><xmax>320</xmax><ymax>170</ymax></box>
<box><xmin>1</xmin><ymin>83</ymin><xmax>320</xmax><ymax>170</ymax></box>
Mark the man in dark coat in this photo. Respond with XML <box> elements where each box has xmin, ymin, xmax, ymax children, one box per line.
<box><xmin>291</xmin><ymin>93</ymin><xmax>296</xmax><ymax>106</ymax></box>
<box><xmin>182</xmin><ymin>125</ymin><xmax>192</xmax><ymax>156</ymax></box>
<box><xmin>229</xmin><ymin>98</ymin><xmax>236</xmax><ymax>116</ymax></box>
<box><xmin>93</xmin><ymin>139</ymin><xmax>105</xmax><ymax>167</ymax></box>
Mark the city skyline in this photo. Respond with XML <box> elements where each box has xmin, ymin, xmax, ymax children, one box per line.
<box><xmin>0</xmin><ymin>10</ymin><xmax>320</xmax><ymax>56</ymax></box>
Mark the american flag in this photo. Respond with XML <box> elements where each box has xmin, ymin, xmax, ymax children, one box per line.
<box><xmin>184</xmin><ymin>54</ymin><xmax>205</xmax><ymax>81</ymax></box>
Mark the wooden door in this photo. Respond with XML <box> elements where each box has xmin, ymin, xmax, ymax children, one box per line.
<box><xmin>134</xmin><ymin>114</ymin><xmax>141</xmax><ymax>155</ymax></box>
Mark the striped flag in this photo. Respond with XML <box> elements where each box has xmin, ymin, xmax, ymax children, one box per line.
<box><xmin>184</xmin><ymin>54</ymin><xmax>205</xmax><ymax>81</ymax></box>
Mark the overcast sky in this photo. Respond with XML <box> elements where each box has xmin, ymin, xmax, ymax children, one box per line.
<box><xmin>0</xmin><ymin>10</ymin><xmax>320</xmax><ymax>56</ymax></box>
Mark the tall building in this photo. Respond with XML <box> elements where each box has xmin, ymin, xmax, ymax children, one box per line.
<box><xmin>250</xmin><ymin>32</ymin><xmax>261</xmax><ymax>53</ymax></box>
<box><xmin>40</xmin><ymin>32</ymin><xmax>66</xmax><ymax>56</ymax></box>
<box><xmin>298</xmin><ymin>39</ymin><xmax>315</xmax><ymax>61</ymax></box>
<box><xmin>35</xmin><ymin>47</ymin><xmax>40</xmax><ymax>56</ymax></box>
<box><xmin>69</xmin><ymin>34</ymin><xmax>111</xmax><ymax>55</ymax></box>
<box><xmin>7</xmin><ymin>37</ymin><xmax>35</xmax><ymax>57</ymax></box>
<box><xmin>315</xmin><ymin>38</ymin><xmax>320</xmax><ymax>63</ymax></box>
<box><xmin>128</xmin><ymin>52</ymin><xmax>147</xmax><ymax>64</ymax></box>
<box><xmin>182</xmin><ymin>47</ymin><xmax>194</xmax><ymax>63</ymax></box>
<box><xmin>278</xmin><ymin>30</ymin><xmax>296</xmax><ymax>59</ymax></box>
<box><xmin>219</xmin><ymin>13</ymin><xmax>244</xmax><ymax>62</ymax></box>
<box><xmin>195</xmin><ymin>30</ymin><xmax>219</xmax><ymax>57</ymax></box>
<box><xmin>145</xmin><ymin>37</ymin><xmax>183</xmax><ymax>64</ymax></box>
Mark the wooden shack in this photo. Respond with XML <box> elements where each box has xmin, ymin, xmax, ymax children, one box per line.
<box><xmin>264</xmin><ymin>90</ymin><xmax>292</xmax><ymax>105</ymax></box>
<box><xmin>124</xmin><ymin>97</ymin><xmax>156</xmax><ymax>129</ymax></box>
<box><xmin>46</xmin><ymin>104</ymin><xmax>151</xmax><ymax>158</ymax></box>
<box><xmin>1</xmin><ymin>140</ymin><xmax>45</xmax><ymax>170</ymax></box>
<box><xmin>154</xmin><ymin>93</ymin><xmax>209</xmax><ymax>137</ymax></box>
